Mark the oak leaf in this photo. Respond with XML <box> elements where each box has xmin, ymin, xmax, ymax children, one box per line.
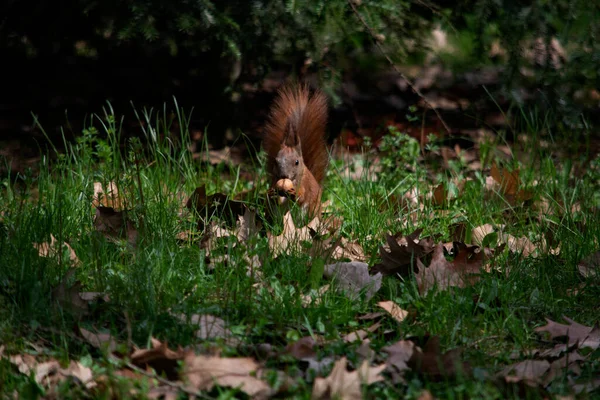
<box><xmin>324</xmin><ymin>262</ymin><xmax>382</xmax><ymax>301</ymax></box>
<box><xmin>371</xmin><ymin>229</ymin><xmax>435</xmax><ymax>276</ymax></box>
<box><xmin>415</xmin><ymin>242</ymin><xmax>499</xmax><ymax>294</ymax></box>
<box><xmin>130</xmin><ymin>338</ymin><xmax>185</xmax><ymax>380</ymax></box>
<box><xmin>182</xmin><ymin>352</ymin><xmax>272</xmax><ymax>398</ymax></box>
<box><xmin>311</xmin><ymin>357</ymin><xmax>385</xmax><ymax>400</ymax></box>
<box><xmin>377</xmin><ymin>300</ymin><xmax>408</xmax><ymax>323</ymax></box>
<box><xmin>534</xmin><ymin>316</ymin><xmax>599</xmax><ymax>350</ymax></box>
<box><xmin>268</xmin><ymin>211</ymin><xmax>313</xmax><ymax>257</ymax></box>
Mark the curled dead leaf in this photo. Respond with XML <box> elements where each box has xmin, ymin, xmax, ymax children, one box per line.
<box><xmin>372</xmin><ymin>229</ymin><xmax>435</xmax><ymax>276</ymax></box>
<box><xmin>377</xmin><ymin>300</ymin><xmax>408</xmax><ymax>323</ymax></box>
<box><xmin>324</xmin><ymin>262</ymin><xmax>382</xmax><ymax>301</ymax></box>
<box><xmin>416</xmin><ymin>242</ymin><xmax>499</xmax><ymax>295</ymax></box>
<box><xmin>311</xmin><ymin>357</ymin><xmax>385</xmax><ymax>400</ymax></box>
<box><xmin>183</xmin><ymin>352</ymin><xmax>272</xmax><ymax>398</ymax></box>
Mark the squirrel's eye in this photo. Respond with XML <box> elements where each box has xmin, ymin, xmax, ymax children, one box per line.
<box><xmin>295</xmin><ymin>160</ymin><xmax>299</xmax><ymax>166</ymax></box>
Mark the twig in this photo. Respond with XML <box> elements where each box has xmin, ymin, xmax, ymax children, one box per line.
<box><xmin>347</xmin><ymin>0</ymin><xmax>451</xmax><ymax>134</ymax></box>
<box><xmin>125</xmin><ymin>360</ymin><xmax>215</xmax><ymax>400</ymax></box>
<box><xmin>465</xmin><ymin>335</ymin><xmax>501</xmax><ymax>348</ymax></box>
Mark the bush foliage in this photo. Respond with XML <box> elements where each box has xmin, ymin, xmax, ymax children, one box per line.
<box><xmin>2</xmin><ymin>0</ymin><xmax>598</xmax><ymax>129</ymax></box>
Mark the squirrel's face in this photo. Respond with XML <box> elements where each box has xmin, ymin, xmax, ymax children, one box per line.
<box><xmin>275</xmin><ymin>145</ymin><xmax>304</xmax><ymax>183</ymax></box>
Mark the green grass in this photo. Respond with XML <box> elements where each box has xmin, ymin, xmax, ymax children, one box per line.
<box><xmin>0</xmin><ymin>101</ymin><xmax>599</xmax><ymax>399</ymax></box>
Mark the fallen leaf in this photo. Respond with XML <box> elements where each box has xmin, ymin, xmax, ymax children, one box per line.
<box><xmin>324</xmin><ymin>262</ymin><xmax>382</xmax><ymax>301</ymax></box>
<box><xmin>92</xmin><ymin>181</ymin><xmax>126</xmax><ymax>210</ymax></box>
<box><xmin>489</xmin><ymin>162</ymin><xmax>533</xmax><ymax>204</ymax></box>
<box><xmin>130</xmin><ymin>338</ymin><xmax>185</xmax><ymax>380</ymax></box>
<box><xmin>534</xmin><ymin>316</ymin><xmax>600</xmax><ymax>350</ymax></box>
<box><xmin>382</xmin><ymin>340</ymin><xmax>415</xmax><ymax>383</ymax></box>
<box><xmin>183</xmin><ymin>352</ymin><xmax>272</xmax><ymax>398</ymax></box>
<box><xmin>186</xmin><ymin>186</ymin><xmax>247</xmax><ymax>229</ymax></box>
<box><xmin>577</xmin><ymin>251</ymin><xmax>600</xmax><ymax>279</ymax></box>
<box><xmin>33</xmin><ymin>234</ymin><xmax>81</xmax><ymax>267</ymax></box>
<box><xmin>286</xmin><ymin>336</ymin><xmax>319</xmax><ymax>359</ymax></box>
<box><xmin>377</xmin><ymin>301</ymin><xmax>408</xmax><ymax>323</ymax></box>
<box><xmin>147</xmin><ymin>385</ymin><xmax>181</xmax><ymax>400</ymax></box>
<box><xmin>79</xmin><ymin>327</ymin><xmax>119</xmax><ymax>353</ymax></box>
<box><xmin>234</xmin><ymin>208</ymin><xmax>261</xmax><ymax>243</ymax></box>
<box><xmin>501</xmin><ymin>233</ymin><xmax>538</xmax><ymax>257</ymax></box>
<box><xmin>301</xmin><ymin>285</ymin><xmax>330</xmax><ymax>307</ymax></box>
<box><xmin>268</xmin><ymin>211</ymin><xmax>313</xmax><ymax>257</ymax></box>
<box><xmin>330</xmin><ymin>238</ymin><xmax>367</xmax><ymax>263</ymax></box>
<box><xmin>174</xmin><ymin>314</ymin><xmax>239</xmax><ymax>346</ymax></box>
<box><xmin>408</xmin><ymin>335</ymin><xmax>470</xmax><ymax>380</ymax></box>
<box><xmin>93</xmin><ymin>206</ymin><xmax>139</xmax><ymax>247</ymax></box>
<box><xmin>372</xmin><ymin>229</ymin><xmax>435</xmax><ymax>276</ymax></box>
<box><xmin>471</xmin><ymin>224</ymin><xmax>496</xmax><ymax>246</ymax></box>
<box><xmin>343</xmin><ymin>328</ymin><xmax>375</xmax><ymax>344</ymax></box>
<box><xmin>9</xmin><ymin>353</ymin><xmax>40</xmax><ymax>375</ymax></box>
<box><xmin>33</xmin><ymin>360</ymin><xmax>61</xmax><ymax>385</ymax></box>
<box><xmin>432</xmin><ymin>183</ymin><xmax>448</xmax><ymax>206</ymax></box>
<box><xmin>543</xmin><ymin>352</ymin><xmax>585</xmax><ymax>385</ymax></box>
<box><xmin>51</xmin><ymin>277</ymin><xmax>90</xmax><ymax>317</ymax></box>
<box><xmin>60</xmin><ymin>360</ymin><xmax>96</xmax><ymax>389</ymax></box>
<box><xmin>415</xmin><ymin>242</ymin><xmax>499</xmax><ymax>294</ymax></box>
<box><xmin>417</xmin><ymin>390</ymin><xmax>435</xmax><ymax>400</ymax></box>
<box><xmin>311</xmin><ymin>357</ymin><xmax>385</xmax><ymax>400</ymax></box>
<box><xmin>572</xmin><ymin>377</ymin><xmax>600</xmax><ymax>394</ymax></box>
<box><xmin>500</xmin><ymin>360</ymin><xmax>550</xmax><ymax>384</ymax></box>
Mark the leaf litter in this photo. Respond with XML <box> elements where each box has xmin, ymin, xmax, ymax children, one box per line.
<box><xmin>8</xmin><ymin>127</ymin><xmax>600</xmax><ymax>399</ymax></box>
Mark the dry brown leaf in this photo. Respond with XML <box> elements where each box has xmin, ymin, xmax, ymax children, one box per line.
<box><xmin>94</xmin><ymin>206</ymin><xmax>139</xmax><ymax>247</ymax></box>
<box><xmin>147</xmin><ymin>385</ymin><xmax>181</xmax><ymax>400</ymax></box>
<box><xmin>182</xmin><ymin>352</ymin><xmax>272</xmax><ymax>398</ymax></box>
<box><xmin>9</xmin><ymin>353</ymin><xmax>39</xmax><ymax>375</ymax></box>
<box><xmin>343</xmin><ymin>330</ymin><xmax>369</xmax><ymax>343</ymax></box>
<box><xmin>268</xmin><ymin>211</ymin><xmax>313</xmax><ymax>257</ymax></box>
<box><xmin>382</xmin><ymin>340</ymin><xmax>415</xmax><ymax>383</ymax></box>
<box><xmin>501</xmin><ymin>234</ymin><xmax>538</xmax><ymax>257</ymax></box>
<box><xmin>93</xmin><ymin>181</ymin><xmax>126</xmax><ymax>210</ymax></box>
<box><xmin>51</xmin><ymin>277</ymin><xmax>90</xmax><ymax>317</ymax></box>
<box><xmin>409</xmin><ymin>336</ymin><xmax>470</xmax><ymax>380</ymax></box>
<box><xmin>301</xmin><ymin>285</ymin><xmax>330</xmax><ymax>307</ymax></box>
<box><xmin>324</xmin><ymin>262</ymin><xmax>382</xmax><ymax>301</ymax></box>
<box><xmin>577</xmin><ymin>251</ymin><xmax>600</xmax><ymax>279</ymax></box>
<box><xmin>377</xmin><ymin>301</ymin><xmax>408</xmax><ymax>323</ymax></box>
<box><xmin>286</xmin><ymin>336</ymin><xmax>319</xmax><ymax>359</ymax></box>
<box><xmin>543</xmin><ymin>352</ymin><xmax>585</xmax><ymax>386</ymax></box>
<box><xmin>372</xmin><ymin>229</ymin><xmax>435</xmax><ymax>276</ymax></box>
<box><xmin>416</xmin><ymin>389</ymin><xmax>435</xmax><ymax>400</ymax></box>
<box><xmin>432</xmin><ymin>183</ymin><xmax>448</xmax><ymax>206</ymax></box>
<box><xmin>311</xmin><ymin>357</ymin><xmax>385</xmax><ymax>400</ymax></box>
<box><xmin>500</xmin><ymin>360</ymin><xmax>550</xmax><ymax>385</ymax></box>
<box><xmin>186</xmin><ymin>186</ymin><xmax>247</xmax><ymax>229</ymax></box>
<box><xmin>174</xmin><ymin>314</ymin><xmax>239</xmax><ymax>345</ymax></box>
<box><xmin>234</xmin><ymin>207</ymin><xmax>261</xmax><ymax>243</ymax></box>
<box><xmin>33</xmin><ymin>234</ymin><xmax>81</xmax><ymax>267</ymax></box>
<box><xmin>489</xmin><ymin>162</ymin><xmax>533</xmax><ymax>204</ymax></box>
<box><xmin>534</xmin><ymin>316</ymin><xmax>600</xmax><ymax>350</ymax></box>
<box><xmin>471</xmin><ymin>224</ymin><xmax>496</xmax><ymax>246</ymax></box>
<box><xmin>60</xmin><ymin>360</ymin><xmax>96</xmax><ymax>389</ymax></box>
<box><xmin>79</xmin><ymin>327</ymin><xmax>119</xmax><ymax>353</ymax></box>
<box><xmin>130</xmin><ymin>338</ymin><xmax>185</xmax><ymax>380</ymax></box>
<box><xmin>195</xmin><ymin>146</ymin><xmax>243</xmax><ymax>167</ymax></box>
<box><xmin>415</xmin><ymin>242</ymin><xmax>499</xmax><ymax>295</ymax></box>
<box><xmin>330</xmin><ymin>238</ymin><xmax>367</xmax><ymax>262</ymax></box>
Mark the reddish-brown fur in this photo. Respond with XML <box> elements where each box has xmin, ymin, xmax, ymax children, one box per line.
<box><xmin>263</xmin><ymin>83</ymin><xmax>329</xmax><ymax>216</ymax></box>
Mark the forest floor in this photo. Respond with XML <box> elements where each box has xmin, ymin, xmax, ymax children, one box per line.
<box><xmin>0</xmin><ymin>65</ymin><xmax>599</xmax><ymax>399</ymax></box>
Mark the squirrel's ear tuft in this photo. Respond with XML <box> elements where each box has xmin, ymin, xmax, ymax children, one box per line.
<box><xmin>282</xmin><ymin>118</ymin><xmax>301</xmax><ymax>148</ymax></box>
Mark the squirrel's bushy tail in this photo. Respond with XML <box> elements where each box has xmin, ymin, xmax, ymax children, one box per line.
<box><xmin>263</xmin><ymin>83</ymin><xmax>329</xmax><ymax>184</ymax></box>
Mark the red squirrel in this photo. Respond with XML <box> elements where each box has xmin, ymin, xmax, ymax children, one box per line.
<box><xmin>263</xmin><ymin>84</ymin><xmax>329</xmax><ymax>219</ymax></box>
